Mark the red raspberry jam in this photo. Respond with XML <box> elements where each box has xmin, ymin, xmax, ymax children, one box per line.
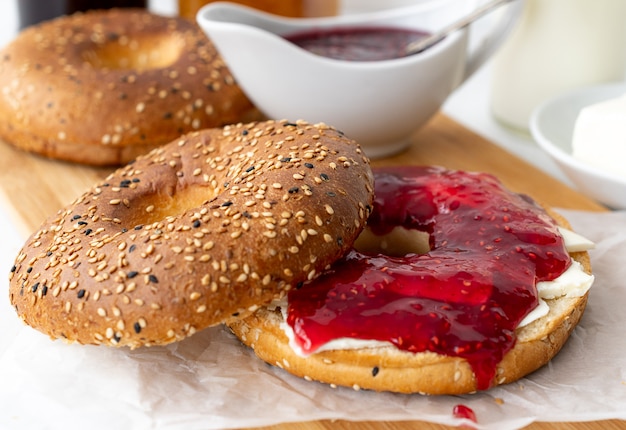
<box><xmin>286</xmin><ymin>166</ymin><xmax>571</xmax><ymax>390</ymax></box>
<box><xmin>453</xmin><ymin>404</ymin><xmax>477</xmax><ymax>423</ymax></box>
<box><xmin>285</xmin><ymin>26</ymin><xmax>430</xmax><ymax>61</ymax></box>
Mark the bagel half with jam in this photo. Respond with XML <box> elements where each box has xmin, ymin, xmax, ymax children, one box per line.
<box><xmin>227</xmin><ymin>166</ymin><xmax>595</xmax><ymax>395</ymax></box>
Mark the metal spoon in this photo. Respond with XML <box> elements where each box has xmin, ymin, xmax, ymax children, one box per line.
<box><xmin>405</xmin><ymin>0</ymin><xmax>517</xmax><ymax>55</ymax></box>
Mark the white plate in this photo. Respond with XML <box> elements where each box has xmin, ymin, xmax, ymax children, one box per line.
<box><xmin>530</xmin><ymin>82</ymin><xmax>626</xmax><ymax>210</ymax></box>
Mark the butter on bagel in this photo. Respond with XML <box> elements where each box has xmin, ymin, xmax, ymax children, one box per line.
<box><xmin>8</xmin><ymin>120</ymin><xmax>374</xmax><ymax>348</ymax></box>
<box><xmin>0</xmin><ymin>9</ymin><xmax>258</xmax><ymax>166</ymax></box>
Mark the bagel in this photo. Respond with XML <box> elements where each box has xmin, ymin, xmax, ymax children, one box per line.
<box><xmin>0</xmin><ymin>9</ymin><xmax>258</xmax><ymax>166</ymax></box>
<box><xmin>228</xmin><ymin>166</ymin><xmax>595</xmax><ymax>395</ymax></box>
<box><xmin>8</xmin><ymin>120</ymin><xmax>374</xmax><ymax>348</ymax></box>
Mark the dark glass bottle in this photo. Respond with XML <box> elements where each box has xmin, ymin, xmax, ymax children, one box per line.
<box><xmin>18</xmin><ymin>0</ymin><xmax>147</xmax><ymax>29</ymax></box>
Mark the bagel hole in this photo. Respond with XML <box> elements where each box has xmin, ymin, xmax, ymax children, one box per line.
<box><xmin>83</xmin><ymin>34</ymin><xmax>184</xmax><ymax>71</ymax></box>
<box><xmin>354</xmin><ymin>227</ymin><xmax>430</xmax><ymax>257</ymax></box>
<box><xmin>124</xmin><ymin>185</ymin><xmax>218</xmax><ymax>228</ymax></box>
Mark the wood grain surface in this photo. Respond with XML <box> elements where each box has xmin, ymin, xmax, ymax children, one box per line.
<box><xmin>0</xmin><ymin>114</ymin><xmax>619</xmax><ymax>430</ymax></box>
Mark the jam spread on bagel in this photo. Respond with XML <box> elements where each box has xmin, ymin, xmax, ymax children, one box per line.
<box><xmin>286</xmin><ymin>166</ymin><xmax>572</xmax><ymax>390</ymax></box>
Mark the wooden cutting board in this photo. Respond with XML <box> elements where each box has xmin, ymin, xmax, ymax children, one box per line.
<box><xmin>0</xmin><ymin>114</ymin><xmax>616</xmax><ymax>430</ymax></box>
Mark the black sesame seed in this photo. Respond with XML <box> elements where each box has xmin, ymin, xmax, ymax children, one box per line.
<box><xmin>77</xmin><ymin>289</ymin><xmax>86</xmax><ymax>299</ymax></box>
<box><xmin>285</xmin><ymin>122</ymin><xmax>298</xmax><ymax>127</ymax></box>
<box><xmin>295</xmin><ymin>281</ymin><xmax>304</xmax><ymax>290</ymax></box>
<box><xmin>148</xmin><ymin>274</ymin><xmax>158</xmax><ymax>284</ymax></box>
<box><xmin>245</xmin><ymin>165</ymin><xmax>255</xmax><ymax>173</ymax></box>
<box><xmin>288</xmin><ymin>187</ymin><xmax>299</xmax><ymax>194</ymax></box>
<box><xmin>77</xmin><ymin>221</ymin><xmax>88</xmax><ymax>225</ymax></box>
<box><xmin>121</xmin><ymin>228</ymin><xmax>128</xmax><ymax>233</ymax></box>
<box><xmin>242</xmin><ymin>211</ymin><xmax>252</xmax><ymax>218</ymax></box>
<box><xmin>193</xmin><ymin>219</ymin><xmax>201</xmax><ymax>228</ymax></box>
<box><xmin>372</xmin><ymin>366</ymin><xmax>379</xmax><ymax>377</ymax></box>
<box><xmin>129</xmin><ymin>244</ymin><xmax>136</xmax><ymax>253</ymax></box>
<box><xmin>46</xmin><ymin>251</ymin><xmax>53</xmax><ymax>257</ymax></box>
<box><xmin>10</xmin><ymin>265</ymin><xmax>16</xmax><ymax>273</ymax></box>
<box><xmin>221</xmin><ymin>201</ymin><xmax>233</xmax><ymax>207</ymax></box>
<box><xmin>304</xmin><ymin>162</ymin><xmax>314</xmax><ymax>169</ymax></box>
<box><xmin>326</xmin><ymin>191</ymin><xmax>336</xmax><ymax>197</ymax></box>
<box><xmin>41</xmin><ymin>286</ymin><xmax>48</xmax><ymax>296</ymax></box>
<box><xmin>337</xmin><ymin>237</ymin><xmax>344</xmax><ymax>246</ymax></box>
<box><xmin>134</xmin><ymin>225</ymin><xmax>143</xmax><ymax>230</ymax></box>
<box><xmin>280</xmin><ymin>157</ymin><xmax>292</xmax><ymax>162</ymax></box>
<box><xmin>320</xmin><ymin>173</ymin><xmax>330</xmax><ymax>181</ymax></box>
<box><xmin>26</xmin><ymin>267</ymin><xmax>33</xmax><ymax>273</ymax></box>
<box><xmin>132</xmin><ymin>178</ymin><xmax>140</xmax><ymax>183</ymax></box>
<box><xmin>232</xmin><ymin>312</ymin><xmax>240</xmax><ymax>317</ymax></box>
<box><xmin>72</xmin><ymin>215</ymin><xmax>81</xmax><ymax>220</ymax></box>
<box><xmin>31</xmin><ymin>282</ymin><xmax>39</xmax><ymax>293</ymax></box>
<box><xmin>242</xmin><ymin>129</ymin><xmax>249</xmax><ymax>136</ymax></box>
<box><xmin>113</xmin><ymin>334</ymin><xmax>121</xmax><ymax>343</ymax></box>
<box><xmin>84</xmin><ymin>228</ymin><xmax>93</xmax><ymax>235</ymax></box>
<box><xmin>127</xmin><ymin>271</ymin><xmax>139</xmax><ymax>279</ymax></box>
<box><xmin>133</xmin><ymin>322</ymin><xmax>142</xmax><ymax>334</ymax></box>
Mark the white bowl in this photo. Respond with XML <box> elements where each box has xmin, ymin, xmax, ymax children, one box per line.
<box><xmin>530</xmin><ymin>82</ymin><xmax>626</xmax><ymax>210</ymax></box>
<box><xmin>197</xmin><ymin>1</ymin><xmax>522</xmax><ymax>158</ymax></box>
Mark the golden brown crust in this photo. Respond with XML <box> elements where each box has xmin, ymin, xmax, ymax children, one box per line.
<box><xmin>0</xmin><ymin>9</ymin><xmax>258</xmax><ymax>166</ymax></box>
<box><xmin>227</xmin><ymin>208</ymin><xmax>592</xmax><ymax>395</ymax></box>
<box><xmin>8</xmin><ymin>120</ymin><xmax>374</xmax><ymax>348</ymax></box>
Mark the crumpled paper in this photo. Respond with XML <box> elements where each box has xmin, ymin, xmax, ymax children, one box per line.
<box><xmin>1</xmin><ymin>209</ymin><xmax>625</xmax><ymax>430</ymax></box>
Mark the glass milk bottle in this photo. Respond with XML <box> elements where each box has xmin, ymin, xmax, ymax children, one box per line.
<box><xmin>490</xmin><ymin>0</ymin><xmax>626</xmax><ymax>132</ymax></box>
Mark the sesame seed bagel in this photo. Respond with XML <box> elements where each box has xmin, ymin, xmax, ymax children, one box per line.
<box><xmin>227</xmin><ymin>208</ymin><xmax>592</xmax><ymax>395</ymax></box>
<box><xmin>0</xmin><ymin>9</ymin><xmax>258</xmax><ymax>166</ymax></box>
<box><xmin>8</xmin><ymin>120</ymin><xmax>374</xmax><ymax>348</ymax></box>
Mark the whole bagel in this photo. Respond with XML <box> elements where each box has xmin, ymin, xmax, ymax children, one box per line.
<box><xmin>0</xmin><ymin>9</ymin><xmax>258</xmax><ymax>165</ymax></box>
<box><xmin>8</xmin><ymin>120</ymin><xmax>374</xmax><ymax>348</ymax></box>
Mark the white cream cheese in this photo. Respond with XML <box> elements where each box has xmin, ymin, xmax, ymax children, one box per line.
<box><xmin>572</xmin><ymin>93</ymin><xmax>626</xmax><ymax>180</ymax></box>
<box><xmin>279</xmin><ymin>227</ymin><xmax>595</xmax><ymax>356</ymax></box>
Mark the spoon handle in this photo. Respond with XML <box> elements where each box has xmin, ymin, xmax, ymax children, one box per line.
<box><xmin>405</xmin><ymin>0</ymin><xmax>517</xmax><ymax>55</ymax></box>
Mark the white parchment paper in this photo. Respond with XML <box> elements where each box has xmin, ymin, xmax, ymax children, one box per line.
<box><xmin>1</xmin><ymin>209</ymin><xmax>625</xmax><ymax>430</ymax></box>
